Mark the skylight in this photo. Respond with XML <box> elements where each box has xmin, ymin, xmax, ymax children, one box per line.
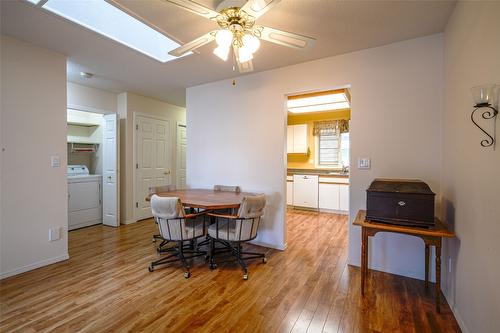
<box><xmin>41</xmin><ymin>0</ymin><xmax>184</xmax><ymax>63</ymax></box>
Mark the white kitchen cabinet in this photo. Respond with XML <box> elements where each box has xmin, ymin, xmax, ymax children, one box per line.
<box><xmin>293</xmin><ymin>175</ymin><xmax>318</xmax><ymax>208</ymax></box>
<box><xmin>287</xmin><ymin>126</ymin><xmax>294</xmax><ymax>153</ymax></box>
<box><xmin>339</xmin><ymin>184</ymin><xmax>349</xmax><ymax>211</ymax></box>
<box><xmin>319</xmin><ymin>183</ymin><xmax>340</xmax><ymax>210</ymax></box>
<box><xmin>286</xmin><ymin>181</ymin><xmax>293</xmax><ymax>205</ymax></box>
<box><xmin>287</xmin><ymin>124</ymin><xmax>308</xmax><ymax>154</ymax></box>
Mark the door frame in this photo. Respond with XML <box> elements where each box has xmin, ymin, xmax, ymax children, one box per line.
<box><xmin>133</xmin><ymin>112</ymin><xmax>172</xmax><ymax>222</ymax></box>
<box><xmin>176</xmin><ymin>121</ymin><xmax>187</xmax><ymax>190</ymax></box>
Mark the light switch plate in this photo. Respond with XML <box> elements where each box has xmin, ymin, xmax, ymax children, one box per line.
<box><xmin>49</xmin><ymin>228</ymin><xmax>61</xmax><ymax>241</ymax></box>
<box><xmin>50</xmin><ymin>155</ymin><xmax>60</xmax><ymax>168</ymax></box>
<box><xmin>357</xmin><ymin>157</ymin><xmax>371</xmax><ymax>169</ymax></box>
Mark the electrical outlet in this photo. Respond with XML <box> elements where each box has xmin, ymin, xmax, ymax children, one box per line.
<box><xmin>49</xmin><ymin>228</ymin><xmax>61</xmax><ymax>241</ymax></box>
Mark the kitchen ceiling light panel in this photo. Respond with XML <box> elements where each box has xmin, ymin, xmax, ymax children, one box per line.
<box><xmin>287</xmin><ymin>93</ymin><xmax>348</xmax><ymax>108</ymax></box>
<box><xmin>288</xmin><ymin>102</ymin><xmax>351</xmax><ymax>113</ymax></box>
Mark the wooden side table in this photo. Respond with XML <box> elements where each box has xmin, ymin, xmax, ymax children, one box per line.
<box><xmin>353</xmin><ymin>210</ymin><xmax>455</xmax><ymax>312</ymax></box>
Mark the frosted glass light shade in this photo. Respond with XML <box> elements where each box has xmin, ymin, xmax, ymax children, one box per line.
<box><xmin>242</xmin><ymin>34</ymin><xmax>260</xmax><ymax>53</ymax></box>
<box><xmin>471</xmin><ymin>84</ymin><xmax>496</xmax><ymax>106</ymax></box>
<box><xmin>215</xmin><ymin>30</ymin><xmax>233</xmax><ymax>48</ymax></box>
<box><xmin>237</xmin><ymin>46</ymin><xmax>253</xmax><ymax>63</ymax></box>
<box><xmin>213</xmin><ymin>46</ymin><xmax>230</xmax><ymax>61</ymax></box>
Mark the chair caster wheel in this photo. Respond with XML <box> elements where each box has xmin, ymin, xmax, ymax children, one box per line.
<box><xmin>243</xmin><ymin>273</ymin><xmax>248</xmax><ymax>280</ymax></box>
<box><xmin>148</xmin><ymin>266</ymin><xmax>154</xmax><ymax>272</ymax></box>
<box><xmin>262</xmin><ymin>257</ymin><xmax>267</xmax><ymax>263</ymax></box>
<box><xmin>209</xmin><ymin>263</ymin><xmax>217</xmax><ymax>270</ymax></box>
<box><xmin>184</xmin><ymin>271</ymin><xmax>190</xmax><ymax>279</ymax></box>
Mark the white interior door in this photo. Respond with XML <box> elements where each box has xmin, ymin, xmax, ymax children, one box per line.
<box><xmin>102</xmin><ymin>113</ymin><xmax>120</xmax><ymax>227</ymax></box>
<box><xmin>136</xmin><ymin>115</ymin><xmax>171</xmax><ymax>220</ymax></box>
<box><xmin>176</xmin><ymin>123</ymin><xmax>187</xmax><ymax>190</ymax></box>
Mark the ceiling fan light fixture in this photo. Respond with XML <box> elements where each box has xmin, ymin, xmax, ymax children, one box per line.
<box><xmin>215</xmin><ymin>29</ymin><xmax>233</xmax><ymax>48</ymax></box>
<box><xmin>237</xmin><ymin>46</ymin><xmax>254</xmax><ymax>63</ymax></box>
<box><xmin>213</xmin><ymin>45</ymin><xmax>230</xmax><ymax>61</ymax></box>
<box><xmin>242</xmin><ymin>33</ymin><xmax>260</xmax><ymax>53</ymax></box>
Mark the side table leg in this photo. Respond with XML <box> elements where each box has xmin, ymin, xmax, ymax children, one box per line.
<box><xmin>435</xmin><ymin>239</ymin><xmax>442</xmax><ymax>313</ymax></box>
<box><xmin>361</xmin><ymin>227</ymin><xmax>368</xmax><ymax>296</ymax></box>
<box><xmin>425</xmin><ymin>243</ymin><xmax>430</xmax><ymax>290</ymax></box>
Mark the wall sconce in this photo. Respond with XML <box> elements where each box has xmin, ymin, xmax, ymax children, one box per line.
<box><xmin>470</xmin><ymin>84</ymin><xmax>498</xmax><ymax>148</ymax></box>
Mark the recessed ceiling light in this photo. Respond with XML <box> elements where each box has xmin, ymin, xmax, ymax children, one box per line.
<box><xmin>80</xmin><ymin>72</ymin><xmax>94</xmax><ymax>79</ymax></box>
<box><xmin>41</xmin><ymin>0</ymin><xmax>185</xmax><ymax>63</ymax></box>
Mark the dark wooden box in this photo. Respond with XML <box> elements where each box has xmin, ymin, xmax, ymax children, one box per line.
<box><xmin>366</xmin><ymin>179</ymin><xmax>435</xmax><ymax>227</ymax></box>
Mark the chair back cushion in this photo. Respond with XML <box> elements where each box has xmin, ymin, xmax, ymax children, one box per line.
<box><xmin>213</xmin><ymin>185</ymin><xmax>241</xmax><ymax>193</ymax></box>
<box><xmin>151</xmin><ymin>195</ymin><xmax>185</xmax><ymax>219</ymax></box>
<box><xmin>149</xmin><ymin>185</ymin><xmax>175</xmax><ymax>195</ymax></box>
<box><xmin>237</xmin><ymin>195</ymin><xmax>266</xmax><ymax>218</ymax></box>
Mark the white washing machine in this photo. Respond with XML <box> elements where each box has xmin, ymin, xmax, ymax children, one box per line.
<box><xmin>68</xmin><ymin>165</ymin><xmax>102</xmax><ymax>230</ymax></box>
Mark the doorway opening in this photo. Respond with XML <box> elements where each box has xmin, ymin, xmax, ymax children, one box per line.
<box><xmin>284</xmin><ymin>88</ymin><xmax>351</xmax><ymax>241</ymax></box>
<box><xmin>67</xmin><ymin>108</ymin><xmax>120</xmax><ymax>235</ymax></box>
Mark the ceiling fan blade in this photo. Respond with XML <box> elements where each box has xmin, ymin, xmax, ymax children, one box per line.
<box><xmin>163</xmin><ymin>0</ymin><xmax>220</xmax><ymax>20</ymax></box>
<box><xmin>241</xmin><ymin>0</ymin><xmax>281</xmax><ymax>19</ymax></box>
<box><xmin>237</xmin><ymin>59</ymin><xmax>254</xmax><ymax>73</ymax></box>
<box><xmin>259</xmin><ymin>26</ymin><xmax>315</xmax><ymax>50</ymax></box>
<box><xmin>169</xmin><ymin>31</ymin><xmax>217</xmax><ymax>57</ymax></box>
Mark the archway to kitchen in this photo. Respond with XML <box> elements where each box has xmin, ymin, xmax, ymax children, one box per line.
<box><xmin>284</xmin><ymin>87</ymin><xmax>351</xmax><ymax>246</ymax></box>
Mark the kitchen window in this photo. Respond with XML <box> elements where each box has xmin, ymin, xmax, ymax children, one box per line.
<box><xmin>317</xmin><ymin>129</ymin><xmax>349</xmax><ymax>168</ymax></box>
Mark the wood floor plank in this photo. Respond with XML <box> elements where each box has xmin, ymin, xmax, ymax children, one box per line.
<box><xmin>0</xmin><ymin>210</ymin><xmax>460</xmax><ymax>333</ymax></box>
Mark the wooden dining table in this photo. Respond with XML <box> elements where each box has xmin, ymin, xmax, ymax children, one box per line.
<box><xmin>146</xmin><ymin>188</ymin><xmax>257</xmax><ymax>210</ymax></box>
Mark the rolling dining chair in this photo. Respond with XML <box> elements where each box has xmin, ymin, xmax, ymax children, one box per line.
<box><xmin>149</xmin><ymin>195</ymin><xmax>207</xmax><ymax>278</ymax></box>
<box><xmin>213</xmin><ymin>185</ymin><xmax>241</xmax><ymax>193</ymax></box>
<box><xmin>149</xmin><ymin>185</ymin><xmax>176</xmax><ymax>249</ymax></box>
<box><xmin>207</xmin><ymin>195</ymin><xmax>267</xmax><ymax>280</ymax></box>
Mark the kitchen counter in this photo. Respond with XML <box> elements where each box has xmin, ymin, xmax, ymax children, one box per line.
<box><xmin>287</xmin><ymin>168</ymin><xmax>349</xmax><ymax>178</ymax></box>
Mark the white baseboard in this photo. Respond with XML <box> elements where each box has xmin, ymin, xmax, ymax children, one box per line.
<box><xmin>121</xmin><ymin>219</ymin><xmax>136</xmax><ymax>225</ymax></box>
<box><xmin>0</xmin><ymin>254</ymin><xmax>69</xmax><ymax>280</ymax></box>
<box><xmin>250</xmin><ymin>240</ymin><xmax>286</xmax><ymax>251</ymax></box>
<box><xmin>443</xmin><ymin>289</ymin><xmax>469</xmax><ymax>333</ymax></box>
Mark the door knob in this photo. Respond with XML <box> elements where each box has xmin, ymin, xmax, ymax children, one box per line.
<box><xmin>107</xmin><ymin>176</ymin><xmax>112</xmax><ymax>180</ymax></box>
<box><xmin>164</xmin><ymin>171</ymin><xmax>170</xmax><ymax>175</ymax></box>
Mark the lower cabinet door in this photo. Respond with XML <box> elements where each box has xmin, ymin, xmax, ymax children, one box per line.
<box><xmin>339</xmin><ymin>184</ymin><xmax>349</xmax><ymax>211</ymax></box>
<box><xmin>319</xmin><ymin>183</ymin><xmax>340</xmax><ymax>210</ymax></box>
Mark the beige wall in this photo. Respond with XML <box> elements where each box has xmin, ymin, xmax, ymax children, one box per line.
<box><xmin>441</xmin><ymin>2</ymin><xmax>500</xmax><ymax>332</ymax></box>
<box><xmin>67</xmin><ymin>82</ymin><xmax>117</xmax><ymax>113</ymax></box>
<box><xmin>1</xmin><ymin>35</ymin><xmax>68</xmax><ymax>278</ymax></box>
<box><xmin>118</xmin><ymin>92</ymin><xmax>186</xmax><ymax>224</ymax></box>
<box><xmin>187</xmin><ymin>34</ymin><xmax>443</xmax><ymax>257</ymax></box>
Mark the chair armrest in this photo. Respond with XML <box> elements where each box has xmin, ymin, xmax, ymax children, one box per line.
<box><xmin>184</xmin><ymin>211</ymin><xmax>209</xmax><ymax>219</ymax></box>
<box><xmin>207</xmin><ymin>212</ymin><xmax>238</xmax><ymax>219</ymax></box>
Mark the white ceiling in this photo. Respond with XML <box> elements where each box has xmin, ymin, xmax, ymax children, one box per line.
<box><xmin>1</xmin><ymin>0</ymin><xmax>456</xmax><ymax>106</ymax></box>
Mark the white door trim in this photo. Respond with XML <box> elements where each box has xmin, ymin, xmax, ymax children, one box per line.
<box><xmin>176</xmin><ymin>121</ymin><xmax>187</xmax><ymax>189</ymax></box>
<box><xmin>132</xmin><ymin>112</ymin><xmax>172</xmax><ymax>222</ymax></box>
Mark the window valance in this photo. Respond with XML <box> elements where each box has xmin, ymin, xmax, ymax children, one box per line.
<box><xmin>313</xmin><ymin>120</ymin><xmax>349</xmax><ymax>136</ymax></box>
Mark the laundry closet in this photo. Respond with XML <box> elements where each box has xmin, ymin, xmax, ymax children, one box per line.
<box><xmin>67</xmin><ymin>109</ymin><xmax>119</xmax><ymax>230</ymax></box>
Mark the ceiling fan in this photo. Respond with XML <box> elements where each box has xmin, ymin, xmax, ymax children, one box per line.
<box><xmin>164</xmin><ymin>0</ymin><xmax>316</xmax><ymax>73</ymax></box>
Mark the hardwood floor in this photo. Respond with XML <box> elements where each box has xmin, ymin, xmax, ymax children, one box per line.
<box><xmin>0</xmin><ymin>210</ymin><xmax>460</xmax><ymax>332</ymax></box>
